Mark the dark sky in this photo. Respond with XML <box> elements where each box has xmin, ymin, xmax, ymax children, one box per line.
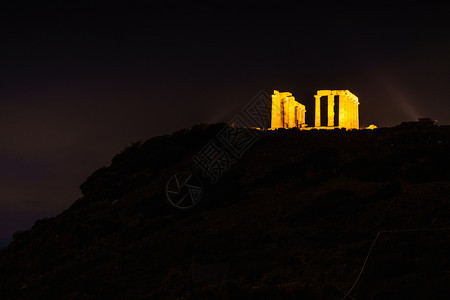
<box><xmin>1</xmin><ymin>2</ymin><xmax>449</xmax><ymax>243</ymax></box>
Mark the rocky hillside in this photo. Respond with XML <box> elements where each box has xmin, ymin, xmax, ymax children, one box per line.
<box><xmin>1</xmin><ymin>123</ymin><xmax>450</xmax><ymax>299</ymax></box>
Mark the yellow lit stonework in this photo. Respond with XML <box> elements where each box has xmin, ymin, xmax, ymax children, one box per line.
<box><xmin>270</xmin><ymin>89</ymin><xmax>360</xmax><ymax>130</ymax></box>
<box><xmin>314</xmin><ymin>90</ymin><xmax>359</xmax><ymax>130</ymax></box>
<box><xmin>270</xmin><ymin>90</ymin><xmax>306</xmax><ymax>129</ymax></box>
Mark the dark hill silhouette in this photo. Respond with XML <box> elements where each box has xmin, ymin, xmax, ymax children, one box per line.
<box><xmin>1</xmin><ymin>123</ymin><xmax>450</xmax><ymax>299</ymax></box>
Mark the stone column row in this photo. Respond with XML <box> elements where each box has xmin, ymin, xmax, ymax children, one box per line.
<box><xmin>314</xmin><ymin>94</ymin><xmax>336</xmax><ymax>128</ymax></box>
<box><xmin>315</xmin><ymin>93</ymin><xmax>342</xmax><ymax>128</ymax></box>
<box><xmin>311</xmin><ymin>90</ymin><xmax>360</xmax><ymax>129</ymax></box>
<box><xmin>336</xmin><ymin>92</ymin><xmax>359</xmax><ymax>129</ymax></box>
<box><xmin>271</xmin><ymin>90</ymin><xmax>307</xmax><ymax>129</ymax></box>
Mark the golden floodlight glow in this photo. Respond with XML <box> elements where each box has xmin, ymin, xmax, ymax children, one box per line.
<box><xmin>270</xmin><ymin>89</ymin><xmax>360</xmax><ymax>130</ymax></box>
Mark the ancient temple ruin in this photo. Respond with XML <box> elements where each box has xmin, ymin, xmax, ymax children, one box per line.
<box><xmin>314</xmin><ymin>90</ymin><xmax>359</xmax><ymax>129</ymax></box>
<box><xmin>270</xmin><ymin>89</ymin><xmax>360</xmax><ymax>130</ymax></box>
<box><xmin>270</xmin><ymin>90</ymin><xmax>306</xmax><ymax>129</ymax></box>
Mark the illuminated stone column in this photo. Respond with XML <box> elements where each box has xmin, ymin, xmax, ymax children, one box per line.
<box><xmin>352</xmin><ymin>98</ymin><xmax>357</xmax><ymax>129</ymax></box>
<box><xmin>303</xmin><ymin>107</ymin><xmax>306</xmax><ymax>124</ymax></box>
<box><xmin>300</xmin><ymin>105</ymin><xmax>306</xmax><ymax>126</ymax></box>
<box><xmin>345</xmin><ymin>96</ymin><xmax>350</xmax><ymax>129</ymax></box>
<box><xmin>284</xmin><ymin>97</ymin><xmax>292</xmax><ymax>128</ymax></box>
<box><xmin>283</xmin><ymin>98</ymin><xmax>289</xmax><ymax>128</ymax></box>
<box><xmin>350</xmin><ymin>97</ymin><xmax>354</xmax><ymax>129</ymax></box>
<box><xmin>348</xmin><ymin>97</ymin><xmax>354</xmax><ymax>129</ymax></box>
<box><xmin>281</xmin><ymin>98</ymin><xmax>286</xmax><ymax>128</ymax></box>
<box><xmin>351</xmin><ymin>96</ymin><xmax>359</xmax><ymax>129</ymax></box>
<box><xmin>339</xmin><ymin>94</ymin><xmax>348</xmax><ymax>128</ymax></box>
<box><xmin>338</xmin><ymin>94</ymin><xmax>344</xmax><ymax>128</ymax></box>
<box><xmin>314</xmin><ymin>95</ymin><xmax>321</xmax><ymax>127</ymax></box>
<box><xmin>327</xmin><ymin>94</ymin><xmax>335</xmax><ymax>127</ymax></box>
<box><xmin>287</xmin><ymin>96</ymin><xmax>297</xmax><ymax>128</ymax></box>
<box><xmin>349</xmin><ymin>97</ymin><xmax>352</xmax><ymax>128</ymax></box>
<box><xmin>353</xmin><ymin>99</ymin><xmax>356</xmax><ymax>129</ymax></box>
<box><xmin>356</xmin><ymin>102</ymin><xmax>360</xmax><ymax>129</ymax></box>
<box><xmin>271</xmin><ymin>91</ymin><xmax>283</xmax><ymax>129</ymax></box>
<box><xmin>347</xmin><ymin>96</ymin><xmax>352</xmax><ymax>128</ymax></box>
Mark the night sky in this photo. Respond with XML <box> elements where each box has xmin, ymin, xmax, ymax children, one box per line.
<box><xmin>1</xmin><ymin>2</ymin><xmax>449</xmax><ymax>244</ymax></box>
